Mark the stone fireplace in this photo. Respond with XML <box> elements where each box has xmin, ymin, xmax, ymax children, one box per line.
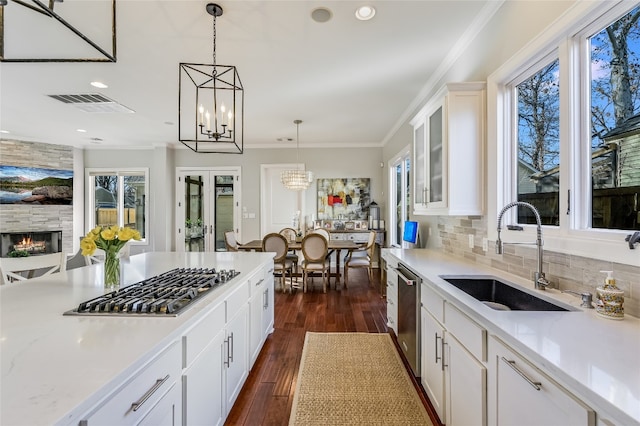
<box><xmin>0</xmin><ymin>231</ymin><xmax>63</xmax><ymax>257</ymax></box>
<box><xmin>1</xmin><ymin>140</ymin><xmax>75</xmax><ymax>256</ymax></box>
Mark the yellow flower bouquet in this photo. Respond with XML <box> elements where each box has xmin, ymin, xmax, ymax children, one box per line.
<box><xmin>81</xmin><ymin>226</ymin><xmax>141</xmax><ymax>288</ymax></box>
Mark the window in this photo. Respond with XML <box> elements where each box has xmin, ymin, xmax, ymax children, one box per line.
<box><xmin>389</xmin><ymin>147</ymin><xmax>411</xmax><ymax>247</ymax></box>
<box><xmin>515</xmin><ymin>58</ymin><xmax>561</xmax><ymax>226</ymax></box>
<box><xmin>488</xmin><ymin>1</ymin><xmax>640</xmax><ymax>265</ymax></box>
<box><xmin>588</xmin><ymin>7</ymin><xmax>640</xmax><ymax>230</ymax></box>
<box><xmin>88</xmin><ymin>169</ymin><xmax>148</xmax><ymax>240</ymax></box>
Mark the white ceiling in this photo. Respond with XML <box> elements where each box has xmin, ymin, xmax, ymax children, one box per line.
<box><xmin>0</xmin><ymin>0</ymin><xmax>495</xmax><ymax>150</ymax></box>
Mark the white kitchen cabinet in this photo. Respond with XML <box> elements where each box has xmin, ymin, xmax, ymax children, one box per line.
<box><xmin>183</xmin><ymin>331</ymin><xmax>225</xmax><ymax>426</ymax></box>
<box><xmin>420</xmin><ymin>281</ymin><xmax>486</xmax><ymax>426</ymax></box>
<box><xmin>411</xmin><ymin>82</ymin><xmax>485</xmax><ymax>216</ymax></box>
<box><xmin>249</xmin><ymin>265</ymin><xmax>275</xmax><ymax>365</ymax></box>
<box><xmin>79</xmin><ymin>341</ymin><xmax>182</xmax><ymax>426</ymax></box>
<box><xmin>421</xmin><ymin>306</ymin><xmax>445</xmax><ymax>422</ymax></box>
<box><xmin>225</xmin><ymin>303</ymin><xmax>249</xmax><ymax>413</ymax></box>
<box><xmin>262</xmin><ymin>272</ymin><xmax>275</xmax><ymax>339</ymax></box>
<box><xmin>138</xmin><ymin>383</ymin><xmax>182</xmax><ymax>426</ymax></box>
<box><xmin>446</xmin><ymin>334</ymin><xmax>486</xmax><ymax>426</ymax></box>
<box><xmin>488</xmin><ymin>336</ymin><xmax>595</xmax><ymax>426</ymax></box>
<box><xmin>382</xmin><ymin>253</ymin><xmax>398</xmax><ymax>334</ymax></box>
<box><xmin>181</xmin><ymin>273</ymin><xmax>269</xmax><ymax>425</ymax></box>
<box><xmin>182</xmin><ymin>303</ymin><xmax>226</xmax><ymax>426</ymax></box>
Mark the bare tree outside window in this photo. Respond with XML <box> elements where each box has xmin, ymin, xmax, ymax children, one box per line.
<box><xmin>516</xmin><ymin>59</ymin><xmax>560</xmax><ymax>225</ymax></box>
<box><xmin>591</xmin><ymin>6</ymin><xmax>640</xmax><ymax>231</ymax></box>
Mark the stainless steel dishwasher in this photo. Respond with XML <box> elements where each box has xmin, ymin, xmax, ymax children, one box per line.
<box><xmin>397</xmin><ymin>263</ymin><xmax>421</xmax><ymax>377</ymax></box>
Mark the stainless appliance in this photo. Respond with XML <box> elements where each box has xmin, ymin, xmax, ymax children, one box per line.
<box><xmin>397</xmin><ymin>263</ymin><xmax>421</xmax><ymax>377</ymax></box>
<box><xmin>64</xmin><ymin>267</ymin><xmax>240</xmax><ymax>317</ymax></box>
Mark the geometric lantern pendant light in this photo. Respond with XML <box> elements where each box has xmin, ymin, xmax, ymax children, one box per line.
<box><xmin>178</xmin><ymin>3</ymin><xmax>244</xmax><ymax>154</ymax></box>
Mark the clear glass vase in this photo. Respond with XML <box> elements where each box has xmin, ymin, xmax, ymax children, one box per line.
<box><xmin>104</xmin><ymin>250</ymin><xmax>120</xmax><ymax>290</ymax></box>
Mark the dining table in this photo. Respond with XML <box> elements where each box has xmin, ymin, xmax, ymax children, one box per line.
<box><xmin>238</xmin><ymin>238</ymin><xmax>362</xmax><ymax>288</ymax></box>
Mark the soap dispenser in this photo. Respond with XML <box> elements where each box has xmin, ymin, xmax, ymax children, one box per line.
<box><xmin>595</xmin><ymin>271</ymin><xmax>624</xmax><ymax>320</ymax></box>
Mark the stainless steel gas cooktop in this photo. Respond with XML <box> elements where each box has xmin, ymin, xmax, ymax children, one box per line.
<box><xmin>64</xmin><ymin>267</ymin><xmax>240</xmax><ymax>317</ymax></box>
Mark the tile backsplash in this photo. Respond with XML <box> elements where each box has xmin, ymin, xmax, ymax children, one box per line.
<box><xmin>438</xmin><ymin>216</ymin><xmax>639</xmax><ymax>318</ymax></box>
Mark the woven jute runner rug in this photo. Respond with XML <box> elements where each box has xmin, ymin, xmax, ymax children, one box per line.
<box><xmin>289</xmin><ymin>332</ymin><xmax>433</xmax><ymax>425</ymax></box>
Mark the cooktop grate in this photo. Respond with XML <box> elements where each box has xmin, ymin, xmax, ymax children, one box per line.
<box><xmin>64</xmin><ymin>267</ymin><xmax>239</xmax><ymax>317</ymax></box>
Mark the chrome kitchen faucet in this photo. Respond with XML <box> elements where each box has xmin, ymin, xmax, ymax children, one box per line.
<box><xmin>496</xmin><ymin>201</ymin><xmax>551</xmax><ymax>290</ymax></box>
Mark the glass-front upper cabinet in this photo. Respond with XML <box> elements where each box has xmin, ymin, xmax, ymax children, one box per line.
<box><xmin>411</xmin><ymin>82</ymin><xmax>485</xmax><ymax>216</ymax></box>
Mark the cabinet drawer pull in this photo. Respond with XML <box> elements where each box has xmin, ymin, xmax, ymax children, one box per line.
<box><xmin>435</xmin><ymin>333</ymin><xmax>441</xmax><ymax>364</ymax></box>
<box><xmin>501</xmin><ymin>357</ymin><xmax>542</xmax><ymax>391</ymax></box>
<box><xmin>131</xmin><ymin>374</ymin><xmax>170</xmax><ymax>412</ymax></box>
<box><xmin>255</xmin><ymin>278</ymin><xmax>264</xmax><ymax>287</ymax></box>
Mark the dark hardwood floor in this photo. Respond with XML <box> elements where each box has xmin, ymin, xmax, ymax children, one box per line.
<box><xmin>225</xmin><ymin>269</ymin><xmax>442</xmax><ymax>426</ymax></box>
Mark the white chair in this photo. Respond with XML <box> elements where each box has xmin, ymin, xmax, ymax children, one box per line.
<box><xmin>0</xmin><ymin>252</ymin><xmax>67</xmax><ymax>285</ymax></box>
<box><xmin>301</xmin><ymin>233</ymin><xmax>330</xmax><ymax>293</ymax></box>
<box><xmin>262</xmin><ymin>233</ymin><xmax>294</xmax><ymax>292</ymax></box>
<box><xmin>344</xmin><ymin>231</ymin><xmax>377</xmax><ymax>288</ymax></box>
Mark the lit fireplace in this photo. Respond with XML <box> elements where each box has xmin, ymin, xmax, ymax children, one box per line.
<box><xmin>0</xmin><ymin>231</ymin><xmax>62</xmax><ymax>257</ymax></box>
<box><xmin>13</xmin><ymin>237</ymin><xmax>47</xmax><ymax>253</ymax></box>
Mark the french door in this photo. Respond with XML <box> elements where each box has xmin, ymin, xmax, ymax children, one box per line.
<box><xmin>176</xmin><ymin>167</ymin><xmax>241</xmax><ymax>252</ymax></box>
<box><xmin>389</xmin><ymin>146</ymin><xmax>411</xmax><ymax>247</ymax></box>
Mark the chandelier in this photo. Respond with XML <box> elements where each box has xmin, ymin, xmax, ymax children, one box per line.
<box><xmin>281</xmin><ymin>120</ymin><xmax>313</xmax><ymax>190</ymax></box>
<box><xmin>178</xmin><ymin>3</ymin><xmax>244</xmax><ymax>154</ymax></box>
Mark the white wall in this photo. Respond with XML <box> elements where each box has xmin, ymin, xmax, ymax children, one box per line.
<box><xmin>85</xmin><ymin>145</ymin><xmax>384</xmax><ymax>250</ymax></box>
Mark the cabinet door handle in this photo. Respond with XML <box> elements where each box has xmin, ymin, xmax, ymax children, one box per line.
<box><xmin>501</xmin><ymin>357</ymin><xmax>542</xmax><ymax>391</ymax></box>
<box><xmin>228</xmin><ymin>332</ymin><xmax>234</xmax><ymax>363</ymax></box>
<box><xmin>224</xmin><ymin>337</ymin><xmax>230</xmax><ymax>367</ymax></box>
<box><xmin>131</xmin><ymin>374</ymin><xmax>170</xmax><ymax>412</ymax></box>
<box><xmin>442</xmin><ymin>341</ymin><xmax>448</xmax><ymax>371</ymax></box>
<box><xmin>263</xmin><ymin>288</ymin><xmax>269</xmax><ymax>309</ymax></box>
<box><xmin>435</xmin><ymin>333</ymin><xmax>441</xmax><ymax>364</ymax></box>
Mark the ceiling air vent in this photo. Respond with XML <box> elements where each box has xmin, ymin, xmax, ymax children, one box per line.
<box><xmin>48</xmin><ymin>93</ymin><xmax>135</xmax><ymax>113</ymax></box>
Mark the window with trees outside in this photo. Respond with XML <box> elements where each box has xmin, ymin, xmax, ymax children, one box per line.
<box><xmin>88</xmin><ymin>169</ymin><xmax>148</xmax><ymax>240</ymax></box>
<box><xmin>509</xmin><ymin>3</ymin><xmax>640</xmax><ymax>234</ymax></box>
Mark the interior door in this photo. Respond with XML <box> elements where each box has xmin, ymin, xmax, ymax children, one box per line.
<box><xmin>176</xmin><ymin>168</ymin><xmax>241</xmax><ymax>252</ymax></box>
<box><xmin>260</xmin><ymin>164</ymin><xmax>306</xmax><ymax>235</ymax></box>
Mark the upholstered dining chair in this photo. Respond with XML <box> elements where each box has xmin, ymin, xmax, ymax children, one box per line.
<box><xmin>344</xmin><ymin>231</ymin><xmax>377</xmax><ymax>288</ymax></box>
<box><xmin>262</xmin><ymin>233</ymin><xmax>294</xmax><ymax>292</ymax></box>
<box><xmin>0</xmin><ymin>252</ymin><xmax>67</xmax><ymax>285</ymax></box>
<box><xmin>224</xmin><ymin>231</ymin><xmax>239</xmax><ymax>252</ymax></box>
<box><xmin>301</xmin><ymin>232</ymin><xmax>330</xmax><ymax>293</ymax></box>
<box><xmin>279</xmin><ymin>227</ymin><xmax>299</xmax><ymax>272</ymax></box>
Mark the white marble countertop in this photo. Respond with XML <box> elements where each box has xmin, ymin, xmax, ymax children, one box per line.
<box><xmin>382</xmin><ymin>248</ymin><xmax>640</xmax><ymax>426</ymax></box>
<box><xmin>0</xmin><ymin>251</ymin><xmax>274</xmax><ymax>426</ymax></box>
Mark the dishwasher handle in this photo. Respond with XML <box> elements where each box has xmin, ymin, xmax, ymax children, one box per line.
<box><xmin>396</xmin><ymin>270</ymin><xmax>417</xmax><ymax>286</ymax></box>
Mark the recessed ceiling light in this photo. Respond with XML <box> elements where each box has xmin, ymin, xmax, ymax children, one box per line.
<box><xmin>90</xmin><ymin>81</ymin><xmax>108</xmax><ymax>89</ymax></box>
<box><xmin>76</xmin><ymin>129</ymin><xmax>87</xmax><ymax>133</ymax></box>
<box><xmin>0</xmin><ymin>130</ymin><xmax>10</xmax><ymax>134</ymax></box>
<box><xmin>355</xmin><ymin>5</ymin><xmax>376</xmax><ymax>21</ymax></box>
<box><xmin>311</xmin><ymin>7</ymin><xmax>332</xmax><ymax>23</ymax></box>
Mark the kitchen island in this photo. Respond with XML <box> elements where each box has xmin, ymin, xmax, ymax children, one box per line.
<box><xmin>382</xmin><ymin>248</ymin><xmax>640</xmax><ymax>426</ymax></box>
<box><xmin>0</xmin><ymin>251</ymin><xmax>275</xmax><ymax>426</ymax></box>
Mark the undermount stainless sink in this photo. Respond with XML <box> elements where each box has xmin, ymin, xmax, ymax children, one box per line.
<box><xmin>440</xmin><ymin>276</ymin><xmax>574</xmax><ymax>312</ymax></box>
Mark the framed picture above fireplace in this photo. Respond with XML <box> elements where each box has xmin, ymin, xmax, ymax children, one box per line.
<box><xmin>0</xmin><ymin>165</ymin><xmax>73</xmax><ymax>205</ymax></box>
